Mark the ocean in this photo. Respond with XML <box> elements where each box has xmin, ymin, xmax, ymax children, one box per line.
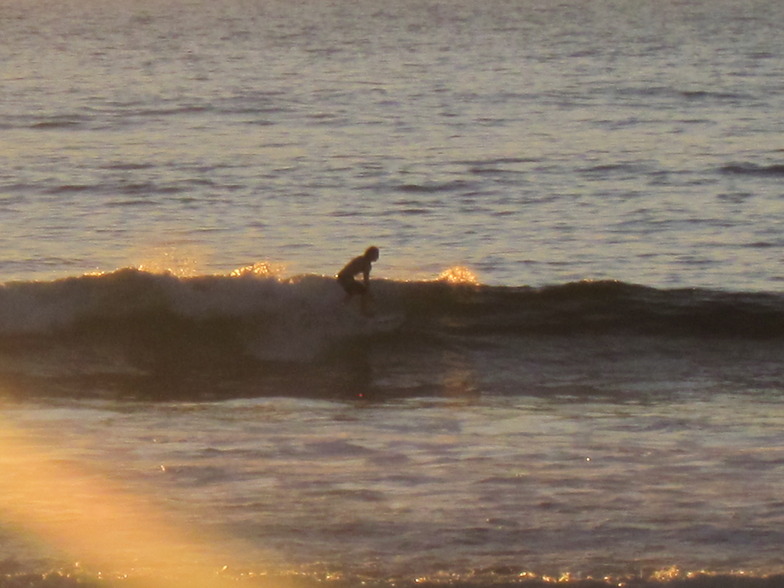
<box><xmin>1</xmin><ymin>0</ymin><xmax>783</xmax><ymax>586</ymax></box>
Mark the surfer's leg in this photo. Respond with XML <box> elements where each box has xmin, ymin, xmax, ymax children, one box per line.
<box><xmin>338</xmin><ymin>276</ymin><xmax>358</xmax><ymax>302</ymax></box>
<box><xmin>339</xmin><ymin>277</ymin><xmax>368</xmax><ymax>308</ymax></box>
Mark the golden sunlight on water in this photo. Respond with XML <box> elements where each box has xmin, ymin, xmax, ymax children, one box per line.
<box><xmin>229</xmin><ymin>261</ymin><xmax>288</xmax><ymax>278</ymax></box>
<box><xmin>436</xmin><ymin>266</ymin><xmax>480</xmax><ymax>285</ymax></box>
<box><xmin>131</xmin><ymin>240</ymin><xmax>209</xmax><ymax>278</ymax></box>
<box><xmin>0</xmin><ymin>415</ymin><xmax>264</xmax><ymax>588</ymax></box>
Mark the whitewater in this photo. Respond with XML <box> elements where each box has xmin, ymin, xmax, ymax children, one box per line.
<box><xmin>1</xmin><ymin>0</ymin><xmax>784</xmax><ymax>586</ymax></box>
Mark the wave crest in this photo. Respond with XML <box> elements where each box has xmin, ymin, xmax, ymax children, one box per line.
<box><xmin>2</xmin><ymin>269</ymin><xmax>784</xmax><ymax>400</ymax></box>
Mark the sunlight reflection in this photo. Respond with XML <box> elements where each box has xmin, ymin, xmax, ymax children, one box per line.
<box><xmin>440</xmin><ymin>354</ymin><xmax>478</xmax><ymax>399</ymax></box>
<box><xmin>436</xmin><ymin>266</ymin><xmax>480</xmax><ymax>285</ymax></box>
<box><xmin>0</xmin><ymin>416</ymin><xmax>255</xmax><ymax>588</ymax></box>
<box><xmin>229</xmin><ymin>261</ymin><xmax>287</xmax><ymax>278</ymax></box>
<box><xmin>131</xmin><ymin>240</ymin><xmax>208</xmax><ymax>278</ymax></box>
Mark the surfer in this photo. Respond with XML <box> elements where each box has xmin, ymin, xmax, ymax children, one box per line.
<box><xmin>337</xmin><ymin>246</ymin><xmax>380</xmax><ymax>316</ymax></box>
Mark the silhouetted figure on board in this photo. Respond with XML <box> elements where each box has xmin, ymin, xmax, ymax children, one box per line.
<box><xmin>337</xmin><ymin>246</ymin><xmax>379</xmax><ymax>316</ymax></box>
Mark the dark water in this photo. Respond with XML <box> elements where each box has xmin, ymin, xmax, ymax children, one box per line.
<box><xmin>1</xmin><ymin>271</ymin><xmax>783</xmax><ymax>588</ymax></box>
<box><xmin>1</xmin><ymin>270</ymin><xmax>784</xmax><ymax>400</ymax></box>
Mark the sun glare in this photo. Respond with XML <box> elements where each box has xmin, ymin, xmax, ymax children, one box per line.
<box><xmin>0</xmin><ymin>416</ymin><xmax>253</xmax><ymax>588</ymax></box>
<box><xmin>436</xmin><ymin>266</ymin><xmax>480</xmax><ymax>285</ymax></box>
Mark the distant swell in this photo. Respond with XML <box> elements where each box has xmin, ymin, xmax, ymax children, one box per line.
<box><xmin>397</xmin><ymin>180</ymin><xmax>475</xmax><ymax>193</ymax></box>
<box><xmin>720</xmin><ymin>163</ymin><xmax>784</xmax><ymax>176</ymax></box>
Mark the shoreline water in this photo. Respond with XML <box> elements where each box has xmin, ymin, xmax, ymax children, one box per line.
<box><xmin>3</xmin><ymin>382</ymin><xmax>783</xmax><ymax>586</ymax></box>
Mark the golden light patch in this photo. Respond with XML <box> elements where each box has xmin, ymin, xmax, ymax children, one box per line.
<box><xmin>132</xmin><ymin>241</ymin><xmax>208</xmax><ymax>278</ymax></box>
<box><xmin>0</xmin><ymin>418</ymin><xmax>249</xmax><ymax>588</ymax></box>
<box><xmin>436</xmin><ymin>266</ymin><xmax>480</xmax><ymax>285</ymax></box>
<box><xmin>229</xmin><ymin>261</ymin><xmax>287</xmax><ymax>278</ymax></box>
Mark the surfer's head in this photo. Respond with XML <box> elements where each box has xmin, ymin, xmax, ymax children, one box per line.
<box><xmin>365</xmin><ymin>246</ymin><xmax>380</xmax><ymax>262</ymax></box>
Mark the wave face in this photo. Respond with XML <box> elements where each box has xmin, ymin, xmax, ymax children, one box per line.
<box><xmin>2</xmin><ymin>269</ymin><xmax>784</xmax><ymax>400</ymax></box>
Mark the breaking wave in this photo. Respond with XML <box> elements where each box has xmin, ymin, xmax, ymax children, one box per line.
<box><xmin>1</xmin><ymin>268</ymin><xmax>783</xmax><ymax>400</ymax></box>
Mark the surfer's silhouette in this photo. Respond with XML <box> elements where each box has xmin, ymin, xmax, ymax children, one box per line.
<box><xmin>337</xmin><ymin>246</ymin><xmax>379</xmax><ymax>317</ymax></box>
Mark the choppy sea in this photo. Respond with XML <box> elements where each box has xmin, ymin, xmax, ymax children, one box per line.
<box><xmin>1</xmin><ymin>0</ymin><xmax>783</xmax><ymax>586</ymax></box>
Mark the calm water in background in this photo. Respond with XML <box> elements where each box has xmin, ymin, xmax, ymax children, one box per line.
<box><xmin>2</xmin><ymin>0</ymin><xmax>784</xmax><ymax>288</ymax></box>
<box><xmin>1</xmin><ymin>0</ymin><xmax>784</xmax><ymax>586</ymax></box>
